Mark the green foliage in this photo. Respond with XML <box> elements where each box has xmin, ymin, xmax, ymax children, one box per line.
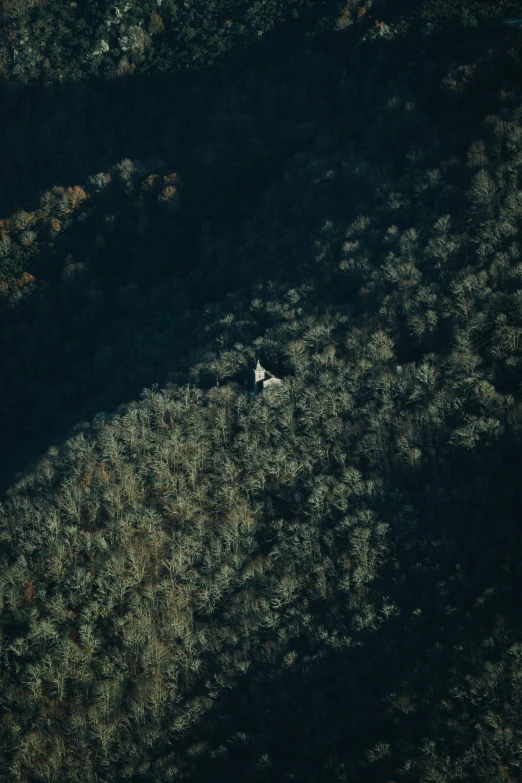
<box><xmin>0</xmin><ymin>0</ymin><xmax>353</xmax><ymax>84</ymax></box>
<box><xmin>1</xmin><ymin>0</ymin><xmax>522</xmax><ymax>781</ymax></box>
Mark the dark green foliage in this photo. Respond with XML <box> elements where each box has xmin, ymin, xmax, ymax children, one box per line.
<box><xmin>2</xmin><ymin>1</ymin><xmax>522</xmax><ymax>781</ymax></box>
<box><xmin>0</xmin><ymin>0</ymin><xmax>345</xmax><ymax>85</ymax></box>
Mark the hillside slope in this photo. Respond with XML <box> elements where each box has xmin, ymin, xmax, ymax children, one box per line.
<box><xmin>2</xmin><ymin>1</ymin><xmax>522</xmax><ymax>781</ymax></box>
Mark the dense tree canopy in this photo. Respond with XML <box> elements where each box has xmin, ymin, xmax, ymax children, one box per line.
<box><xmin>2</xmin><ymin>0</ymin><xmax>522</xmax><ymax>781</ymax></box>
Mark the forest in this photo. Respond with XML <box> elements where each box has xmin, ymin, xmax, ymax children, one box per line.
<box><xmin>2</xmin><ymin>0</ymin><xmax>522</xmax><ymax>780</ymax></box>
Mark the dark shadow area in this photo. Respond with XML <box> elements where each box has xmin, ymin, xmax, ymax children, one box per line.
<box><xmin>0</xmin><ymin>2</ymin><xmax>517</xmax><ymax>500</ymax></box>
<box><xmin>0</xmin><ymin>21</ymin><xmax>310</xmax><ymax>461</ymax></box>
<box><xmin>0</xmin><ymin>2</ymin><xmax>362</xmax><ymax>219</ymax></box>
<box><xmin>0</xmin><ymin>5</ymin><xmax>382</xmax><ymax>495</ymax></box>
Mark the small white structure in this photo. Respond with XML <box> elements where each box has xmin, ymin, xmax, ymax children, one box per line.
<box><xmin>254</xmin><ymin>359</ymin><xmax>265</xmax><ymax>386</ymax></box>
<box><xmin>252</xmin><ymin>360</ymin><xmax>282</xmax><ymax>394</ymax></box>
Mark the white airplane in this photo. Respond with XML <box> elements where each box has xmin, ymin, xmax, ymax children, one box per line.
<box><xmin>503</xmin><ymin>18</ymin><xmax>522</xmax><ymax>27</ymax></box>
